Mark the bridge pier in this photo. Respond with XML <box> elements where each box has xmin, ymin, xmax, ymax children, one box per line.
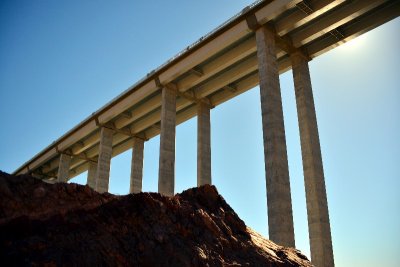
<box><xmin>87</xmin><ymin>161</ymin><xmax>97</xmax><ymax>189</ymax></box>
<box><xmin>291</xmin><ymin>52</ymin><xmax>334</xmax><ymax>267</ymax></box>
<box><xmin>130</xmin><ymin>137</ymin><xmax>144</xmax><ymax>193</ymax></box>
<box><xmin>158</xmin><ymin>85</ymin><xmax>177</xmax><ymax>196</ymax></box>
<box><xmin>256</xmin><ymin>25</ymin><xmax>295</xmax><ymax>248</ymax></box>
<box><xmin>197</xmin><ymin>102</ymin><xmax>211</xmax><ymax>186</ymax></box>
<box><xmin>95</xmin><ymin>127</ymin><xmax>113</xmax><ymax>193</ymax></box>
<box><xmin>57</xmin><ymin>153</ymin><xmax>71</xmax><ymax>182</ymax></box>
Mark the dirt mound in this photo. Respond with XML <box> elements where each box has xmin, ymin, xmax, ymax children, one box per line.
<box><xmin>0</xmin><ymin>171</ymin><xmax>311</xmax><ymax>266</ymax></box>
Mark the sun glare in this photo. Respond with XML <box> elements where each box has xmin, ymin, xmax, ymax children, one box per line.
<box><xmin>339</xmin><ymin>34</ymin><xmax>368</xmax><ymax>52</ymax></box>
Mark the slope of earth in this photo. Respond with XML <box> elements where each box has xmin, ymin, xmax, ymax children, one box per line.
<box><xmin>0</xmin><ymin>171</ymin><xmax>312</xmax><ymax>266</ymax></box>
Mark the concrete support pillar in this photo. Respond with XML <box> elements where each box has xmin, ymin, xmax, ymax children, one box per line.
<box><xmin>130</xmin><ymin>137</ymin><xmax>144</xmax><ymax>194</ymax></box>
<box><xmin>197</xmin><ymin>102</ymin><xmax>211</xmax><ymax>186</ymax></box>
<box><xmin>95</xmin><ymin>127</ymin><xmax>113</xmax><ymax>193</ymax></box>
<box><xmin>158</xmin><ymin>85</ymin><xmax>176</xmax><ymax>196</ymax></box>
<box><xmin>57</xmin><ymin>153</ymin><xmax>71</xmax><ymax>182</ymax></box>
<box><xmin>256</xmin><ymin>25</ymin><xmax>295</xmax><ymax>247</ymax></box>
<box><xmin>291</xmin><ymin>52</ymin><xmax>334</xmax><ymax>267</ymax></box>
<box><xmin>87</xmin><ymin>161</ymin><xmax>97</xmax><ymax>189</ymax></box>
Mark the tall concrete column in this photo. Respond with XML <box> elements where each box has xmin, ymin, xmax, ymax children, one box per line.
<box><xmin>95</xmin><ymin>127</ymin><xmax>113</xmax><ymax>193</ymax></box>
<box><xmin>197</xmin><ymin>102</ymin><xmax>211</xmax><ymax>186</ymax></box>
<box><xmin>57</xmin><ymin>153</ymin><xmax>71</xmax><ymax>182</ymax></box>
<box><xmin>256</xmin><ymin>25</ymin><xmax>295</xmax><ymax>247</ymax></box>
<box><xmin>87</xmin><ymin>161</ymin><xmax>97</xmax><ymax>189</ymax></box>
<box><xmin>130</xmin><ymin>137</ymin><xmax>144</xmax><ymax>194</ymax></box>
<box><xmin>158</xmin><ymin>85</ymin><xmax>176</xmax><ymax>196</ymax></box>
<box><xmin>291</xmin><ymin>52</ymin><xmax>334</xmax><ymax>267</ymax></box>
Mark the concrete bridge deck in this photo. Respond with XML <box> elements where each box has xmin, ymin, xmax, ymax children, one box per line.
<box><xmin>13</xmin><ymin>0</ymin><xmax>399</xmax><ymax>180</ymax></box>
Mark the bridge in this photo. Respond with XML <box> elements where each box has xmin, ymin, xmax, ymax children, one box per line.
<box><xmin>12</xmin><ymin>0</ymin><xmax>400</xmax><ymax>266</ymax></box>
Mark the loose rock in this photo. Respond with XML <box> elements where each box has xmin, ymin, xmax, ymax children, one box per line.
<box><xmin>0</xmin><ymin>171</ymin><xmax>312</xmax><ymax>266</ymax></box>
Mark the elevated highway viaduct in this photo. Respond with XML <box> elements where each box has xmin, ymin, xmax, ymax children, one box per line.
<box><xmin>13</xmin><ymin>0</ymin><xmax>400</xmax><ymax>266</ymax></box>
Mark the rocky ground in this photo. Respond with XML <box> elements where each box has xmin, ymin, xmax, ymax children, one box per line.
<box><xmin>0</xmin><ymin>171</ymin><xmax>312</xmax><ymax>266</ymax></box>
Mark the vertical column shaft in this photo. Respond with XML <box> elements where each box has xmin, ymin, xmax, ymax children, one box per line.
<box><xmin>57</xmin><ymin>153</ymin><xmax>71</xmax><ymax>182</ymax></box>
<box><xmin>256</xmin><ymin>25</ymin><xmax>295</xmax><ymax>247</ymax></box>
<box><xmin>291</xmin><ymin>52</ymin><xmax>334</xmax><ymax>267</ymax></box>
<box><xmin>130</xmin><ymin>137</ymin><xmax>145</xmax><ymax>194</ymax></box>
<box><xmin>197</xmin><ymin>102</ymin><xmax>211</xmax><ymax>186</ymax></box>
<box><xmin>158</xmin><ymin>86</ymin><xmax>176</xmax><ymax>196</ymax></box>
<box><xmin>95</xmin><ymin>127</ymin><xmax>113</xmax><ymax>193</ymax></box>
<box><xmin>87</xmin><ymin>161</ymin><xmax>97</xmax><ymax>189</ymax></box>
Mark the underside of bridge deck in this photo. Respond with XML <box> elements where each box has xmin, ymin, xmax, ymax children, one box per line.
<box><xmin>19</xmin><ymin>0</ymin><xmax>399</xmax><ymax>182</ymax></box>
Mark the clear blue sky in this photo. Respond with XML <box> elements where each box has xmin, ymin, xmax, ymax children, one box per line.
<box><xmin>0</xmin><ymin>1</ymin><xmax>399</xmax><ymax>266</ymax></box>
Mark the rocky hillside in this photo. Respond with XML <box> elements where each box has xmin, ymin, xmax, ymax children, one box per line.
<box><xmin>0</xmin><ymin>171</ymin><xmax>312</xmax><ymax>266</ymax></box>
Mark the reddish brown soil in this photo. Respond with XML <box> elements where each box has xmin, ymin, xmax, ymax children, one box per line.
<box><xmin>0</xmin><ymin>171</ymin><xmax>312</xmax><ymax>266</ymax></box>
